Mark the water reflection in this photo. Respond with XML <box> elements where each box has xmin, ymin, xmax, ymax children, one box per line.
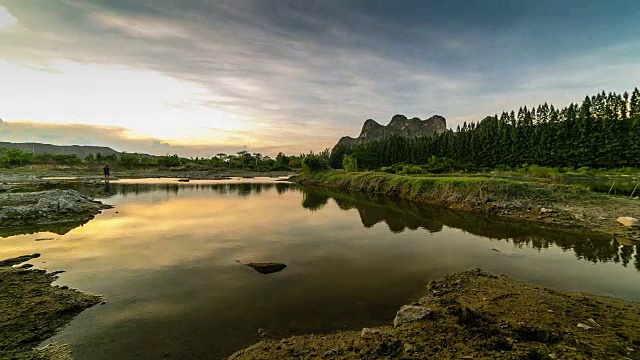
<box><xmin>301</xmin><ymin>186</ymin><xmax>640</xmax><ymax>271</ymax></box>
<box><xmin>73</xmin><ymin>181</ymin><xmax>294</xmax><ymax>199</ymax></box>
<box><xmin>4</xmin><ymin>182</ymin><xmax>638</xmax><ymax>272</ymax></box>
<box><xmin>1</xmin><ymin>180</ymin><xmax>639</xmax><ymax>359</ymax></box>
<box><xmin>0</xmin><ymin>221</ymin><xmax>90</xmax><ymax>238</ymax></box>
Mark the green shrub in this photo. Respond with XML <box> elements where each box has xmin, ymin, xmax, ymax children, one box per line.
<box><xmin>342</xmin><ymin>155</ymin><xmax>358</xmax><ymax>172</ymax></box>
<box><xmin>301</xmin><ymin>155</ymin><xmax>330</xmax><ymax>174</ymax></box>
<box><xmin>270</xmin><ymin>164</ymin><xmax>291</xmax><ymax>171</ymax></box>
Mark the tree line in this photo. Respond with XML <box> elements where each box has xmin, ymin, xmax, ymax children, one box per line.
<box><xmin>0</xmin><ymin>147</ymin><xmax>329</xmax><ymax>171</ymax></box>
<box><xmin>331</xmin><ymin>88</ymin><xmax>640</xmax><ymax>170</ymax></box>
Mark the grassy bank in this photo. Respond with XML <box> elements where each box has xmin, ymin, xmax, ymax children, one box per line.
<box><xmin>294</xmin><ymin>171</ymin><xmax>640</xmax><ymax>239</ymax></box>
<box><xmin>295</xmin><ymin>171</ymin><xmax>581</xmax><ymax>212</ymax></box>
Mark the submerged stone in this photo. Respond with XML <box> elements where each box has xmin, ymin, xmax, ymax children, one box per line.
<box><xmin>238</xmin><ymin>261</ymin><xmax>287</xmax><ymax>274</ymax></box>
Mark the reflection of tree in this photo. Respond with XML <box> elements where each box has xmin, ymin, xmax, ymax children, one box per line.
<box><xmin>299</xmin><ymin>186</ymin><xmax>640</xmax><ymax>271</ymax></box>
<box><xmin>2</xmin><ymin>182</ymin><xmax>299</xmax><ymax>238</ymax></box>
<box><xmin>301</xmin><ymin>188</ymin><xmax>330</xmax><ymax>211</ymax></box>
<box><xmin>0</xmin><ymin>220</ymin><xmax>91</xmax><ymax>238</ymax></box>
<box><xmin>66</xmin><ymin>182</ymin><xmax>297</xmax><ymax>199</ymax></box>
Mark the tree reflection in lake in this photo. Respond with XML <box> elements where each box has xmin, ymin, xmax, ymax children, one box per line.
<box><xmin>300</xmin><ymin>186</ymin><xmax>640</xmax><ymax>271</ymax></box>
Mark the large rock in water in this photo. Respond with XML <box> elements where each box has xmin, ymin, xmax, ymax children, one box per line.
<box><xmin>334</xmin><ymin>114</ymin><xmax>447</xmax><ymax>149</ymax></box>
<box><xmin>0</xmin><ymin>189</ymin><xmax>110</xmax><ymax>228</ymax></box>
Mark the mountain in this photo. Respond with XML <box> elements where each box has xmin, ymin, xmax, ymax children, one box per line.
<box><xmin>335</xmin><ymin>114</ymin><xmax>447</xmax><ymax>148</ymax></box>
<box><xmin>0</xmin><ymin>142</ymin><xmax>120</xmax><ymax>159</ymax></box>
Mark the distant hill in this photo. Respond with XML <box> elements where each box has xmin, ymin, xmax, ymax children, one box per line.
<box><xmin>0</xmin><ymin>142</ymin><xmax>120</xmax><ymax>159</ymax></box>
<box><xmin>334</xmin><ymin>114</ymin><xmax>447</xmax><ymax>149</ymax></box>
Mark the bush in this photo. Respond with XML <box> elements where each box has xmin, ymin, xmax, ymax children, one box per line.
<box><xmin>519</xmin><ymin>165</ymin><xmax>563</xmax><ymax>182</ymax></box>
<box><xmin>270</xmin><ymin>164</ymin><xmax>291</xmax><ymax>171</ymax></box>
<box><xmin>342</xmin><ymin>155</ymin><xmax>358</xmax><ymax>172</ymax></box>
<box><xmin>301</xmin><ymin>155</ymin><xmax>330</xmax><ymax>174</ymax></box>
<box><xmin>398</xmin><ymin>164</ymin><xmax>424</xmax><ymax>175</ymax></box>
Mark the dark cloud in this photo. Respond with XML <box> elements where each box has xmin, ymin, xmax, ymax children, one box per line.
<box><xmin>1</xmin><ymin>0</ymin><xmax>639</xmax><ymax>154</ymax></box>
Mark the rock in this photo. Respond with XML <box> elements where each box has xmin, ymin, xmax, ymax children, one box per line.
<box><xmin>540</xmin><ymin>208</ymin><xmax>554</xmax><ymax>214</ymax></box>
<box><xmin>393</xmin><ymin>305</ymin><xmax>432</xmax><ymax>327</ymax></box>
<box><xmin>0</xmin><ymin>253</ymin><xmax>41</xmax><ymax>267</ymax></box>
<box><xmin>577</xmin><ymin>323</ymin><xmax>592</xmax><ymax>330</ymax></box>
<box><xmin>360</xmin><ymin>328</ymin><xmax>381</xmax><ymax>339</ymax></box>
<box><xmin>335</xmin><ymin>114</ymin><xmax>447</xmax><ymax>149</ymax></box>
<box><xmin>0</xmin><ymin>189</ymin><xmax>110</xmax><ymax>229</ymax></box>
<box><xmin>617</xmin><ymin>217</ymin><xmax>639</xmax><ymax>227</ymax></box>
<box><xmin>237</xmin><ymin>261</ymin><xmax>287</xmax><ymax>274</ymax></box>
<box><xmin>324</xmin><ymin>349</ymin><xmax>341</xmax><ymax>356</ymax></box>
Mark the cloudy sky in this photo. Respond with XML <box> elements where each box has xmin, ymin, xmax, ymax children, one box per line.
<box><xmin>0</xmin><ymin>0</ymin><xmax>639</xmax><ymax>157</ymax></box>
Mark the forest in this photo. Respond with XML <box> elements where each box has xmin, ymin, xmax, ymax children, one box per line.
<box><xmin>330</xmin><ymin>88</ymin><xmax>640</xmax><ymax>171</ymax></box>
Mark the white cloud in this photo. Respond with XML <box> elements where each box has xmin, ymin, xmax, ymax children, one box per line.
<box><xmin>0</xmin><ymin>5</ymin><xmax>17</xmax><ymax>31</ymax></box>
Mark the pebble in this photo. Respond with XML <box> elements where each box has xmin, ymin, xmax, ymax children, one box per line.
<box><xmin>360</xmin><ymin>328</ymin><xmax>380</xmax><ymax>339</ymax></box>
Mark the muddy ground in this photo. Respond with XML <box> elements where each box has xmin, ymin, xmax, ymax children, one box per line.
<box><xmin>230</xmin><ymin>269</ymin><xmax>640</xmax><ymax>360</ymax></box>
<box><xmin>0</xmin><ymin>254</ymin><xmax>102</xmax><ymax>360</ymax></box>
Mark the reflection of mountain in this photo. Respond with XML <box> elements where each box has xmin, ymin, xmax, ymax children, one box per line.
<box><xmin>299</xmin><ymin>186</ymin><xmax>640</xmax><ymax>271</ymax></box>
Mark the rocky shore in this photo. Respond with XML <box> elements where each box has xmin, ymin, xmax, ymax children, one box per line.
<box><xmin>230</xmin><ymin>269</ymin><xmax>640</xmax><ymax>359</ymax></box>
<box><xmin>0</xmin><ymin>254</ymin><xmax>102</xmax><ymax>360</ymax></box>
<box><xmin>0</xmin><ymin>189</ymin><xmax>111</xmax><ymax>229</ymax></box>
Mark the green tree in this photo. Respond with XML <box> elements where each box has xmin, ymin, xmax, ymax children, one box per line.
<box><xmin>342</xmin><ymin>155</ymin><xmax>358</xmax><ymax>172</ymax></box>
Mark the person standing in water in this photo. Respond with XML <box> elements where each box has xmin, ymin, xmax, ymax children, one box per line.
<box><xmin>103</xmin><ymin>164</ymin><xmax>111</xmax><ymax>181</ymax></box>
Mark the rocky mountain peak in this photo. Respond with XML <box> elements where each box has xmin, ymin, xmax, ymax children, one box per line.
<box><xmin>335</xmin><ymin>114</ymin><xmax>447</xmax><ymax>149</ymax></box>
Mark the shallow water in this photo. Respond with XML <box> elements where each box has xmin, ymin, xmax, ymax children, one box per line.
<box><xmin>1</xmin><ymin>180</ymin><xmax>639</xmax><ymax>359</ymax></box>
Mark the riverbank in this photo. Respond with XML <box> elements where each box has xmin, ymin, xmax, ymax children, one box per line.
<box><xmin>0</xmin><ymin>254</ymin><xmax>102</xmax><ymax>360</ymax></box>
<box><xmin>0</xmin><ymin>166</ymin><xmax>293</xmax><ymax>183</ymax></box>
<box><xmin>230</xmin><ymin>269</ymin><xmax>640</xmax><ymax>359</ymax></box>
<box><xmin>294</xmin><ymin>171</ymin><xmax>640</xmax><ymax>241</ymax></box>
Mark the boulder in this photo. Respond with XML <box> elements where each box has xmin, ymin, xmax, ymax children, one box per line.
<box><xmin>393</xmin><ymin>305</ymin><xmax>432</xmax><ymax>327</ymax></box>
<box><xmin>238</xmin><ymin>261</ymin><xmax>287</xmax><ymax>274</ymax></box>
<box><xmin>0</xmin><ymin>190</ymin><xmax>109</xmax><ymax>228</ymax></box>
<box><xmin>617</xmin><ymin>217</ymin><xmax>639</xmax><ymax>227</ymax></box>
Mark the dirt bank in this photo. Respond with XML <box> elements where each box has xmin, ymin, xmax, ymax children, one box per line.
<box><xmin>230</xmin><ymin>269</ymin><xmax>640</xmax><ymax>359</ymax></box>
<box><xmin>294</xmin><ymin>171</ymin><xmax>640</xmax><ymax>241</ymax></box>
<box><xmin>0</xmin><ymin>189</ymin><xmax>112</xmax><ymax>229</ymax></box>
<box><xmin>0</xmin><ymin>254</ymin><xmax>102</xmax><ymax>360</ymax></box>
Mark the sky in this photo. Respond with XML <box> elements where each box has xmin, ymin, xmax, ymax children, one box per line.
<box><xmin>0</xmin><ymin>0</ymin><xmax>639</xmax><ymax>157</ymax></box>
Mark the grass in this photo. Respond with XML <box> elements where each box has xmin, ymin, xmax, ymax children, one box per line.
<box><xmin>295</xmin><ymin>170</ymin><xmax>584</xmax><ymax>213</ymax></box>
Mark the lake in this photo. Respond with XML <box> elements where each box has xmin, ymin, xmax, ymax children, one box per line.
<box><xmin>1</xmin><ymin>178</ymin><xmax>639</xmax><ymax>359</ymax></box>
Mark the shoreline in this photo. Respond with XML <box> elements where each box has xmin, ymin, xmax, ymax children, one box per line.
<box><xmin>0</xmin><ymin>254</ymin><xmax>102</xmax><ymax>360</ymax></box>
<box><xmin>229</xmin><ymin>269</ymin><xmax>640</xmax><ymax>359</ymax></box>
<box><xmin>293</xmin><ymin>171</ymin><xmax>640</xmax><ymax>242</ymax></box>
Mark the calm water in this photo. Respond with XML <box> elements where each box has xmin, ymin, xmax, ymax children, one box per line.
<box><xmin>2</xmin><ymin>178</ymin><xmax>640</xmax><ymax>359</ymax></box>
